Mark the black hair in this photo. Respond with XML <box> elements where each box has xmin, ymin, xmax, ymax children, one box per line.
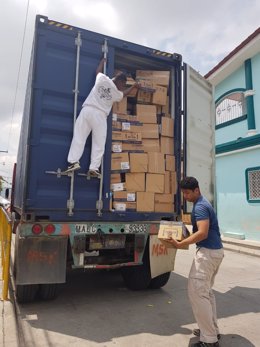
<box><xmin>113</xmin><ymin>72</ymin><xmax>127</xmax><ymax>83</ymax></box>
<box><xmin>180</xmin><ymin>176</ymin><xmax>199</xmax><ymax>190</ymax></box>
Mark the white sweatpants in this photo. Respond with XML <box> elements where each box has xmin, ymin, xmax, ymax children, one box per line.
<box><xmin>67</xmin><ymin>106</ymin><xmax>107</xmax><ymax>171</ymax></box>
<box><xmin>188</xmin><ymin>247</ymin><xmax>224</xmax><ymax>343</ymax></box>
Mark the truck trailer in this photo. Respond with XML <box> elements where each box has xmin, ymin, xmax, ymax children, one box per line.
<box><xmin>11</xmin><ymin>15</ymin><xmax>214</xmax><ymax>303</ymax></box>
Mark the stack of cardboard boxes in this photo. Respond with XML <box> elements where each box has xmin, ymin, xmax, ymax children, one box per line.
<box><xmin>110</xmin><ymin>70</ymin><xmax>177</xmax><ymax>213</ymax></box>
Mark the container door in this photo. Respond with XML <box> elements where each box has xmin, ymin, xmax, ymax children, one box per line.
<box><xmin>18</xmin><ymin>16</ymin><xmax>114</xmax><ymax>220</ymax></box>
<box><xmin>183</xmin><ymin>64</ymin><xmax>215</xmax><ymax>210</ymax></box>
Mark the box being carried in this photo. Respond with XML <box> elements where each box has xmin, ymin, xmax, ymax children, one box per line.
<box><xmin>158</xmin><ymin>221</ymin><xmax>190</xmax><ymax>249</ymax></box>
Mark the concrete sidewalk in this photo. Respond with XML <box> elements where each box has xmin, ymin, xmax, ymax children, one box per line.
<box><xmin>222</xmin><ymin>236</ymin><xmax>260</xmax><ymax>257</ymax></box>
<box><xmin>0</xmin><ymin>258</ymin><xmax>19</xmax><ymax>347</ymax></box>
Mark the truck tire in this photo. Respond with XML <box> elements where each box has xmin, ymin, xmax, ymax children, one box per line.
<box><xmin>149</xmin><ymin>272</ymin><xmax>171</xmax><ymax>289</ymax></box>
<box><xmin>121</xmin><ymin>242</ymin><xmax>151</xmax><ymax>290</ymax></box>
<box><xmin>16</xmin><ymin>284</ymin><xmax>39</xmax><ymax>303</ymax></box>
<box><xmin>39</xmin><ymin>284</ymin><xmax>59</xmax><ymax>300</ymax></box>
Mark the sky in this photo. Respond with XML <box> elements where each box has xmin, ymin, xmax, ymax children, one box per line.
<box><xmin>0</xmin><ymin>0</ymin><xmax>259</xmax><ymax>189</ymax></box>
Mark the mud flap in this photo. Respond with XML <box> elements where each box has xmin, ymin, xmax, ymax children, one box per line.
<box><xmin>149</xmin><ymin>235</ymin><xmax>177</xmax><ymax>278</ymax></box>
<box><xmin>16</xmin><ymin>236</ymin><xmax>68</xmax><ymax>285</ymax></box>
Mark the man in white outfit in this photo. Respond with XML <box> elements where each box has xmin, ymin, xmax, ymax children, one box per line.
<box><xmin>66</xmin><ymin>58</ymin><xmax>138</xmax><ymax>177</ymax></box>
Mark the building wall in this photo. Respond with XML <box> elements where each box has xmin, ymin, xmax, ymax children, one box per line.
<box><xmin>215</xmin><ymin>65</ymin><xmax>245</xmax><ymax>99</ymax></box>
<box><xmin>251</xmin><ymin>53</ymin><xmax>260</xmax><ymax>131</ymax></box>
<box><xmin>215</xmin><ymin>66</ymin><xmax>247</xmax><ymax>145</ymax></box>
<box><xmin>216</xmin><ymin>147</ymin><xmax>260</xmax><ymax>241</ymax></box>
<box><xmin>215</xmin><ymin>52</ymin><xmax>260</xmax><ymax>241</ymax></box>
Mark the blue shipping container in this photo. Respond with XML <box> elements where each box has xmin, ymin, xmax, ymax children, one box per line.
<box><xmin>14</xmin><ymin>15</ymin><xmax>182</xmax><ymax>222</ymax></box>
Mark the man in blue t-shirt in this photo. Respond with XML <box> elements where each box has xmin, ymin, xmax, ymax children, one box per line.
<box><xmin>166</xmin><ymin>177</ymin><xmax>224</xmax><ymax>347</ymax></box>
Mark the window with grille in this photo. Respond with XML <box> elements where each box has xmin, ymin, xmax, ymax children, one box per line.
<box><xmin>246</xmin><ymin>167</ymin><xmax>260</xmax><ymax>203</ymax></box>
<box><xmin>216</xmin><ymin>90</ymin><xmax>247</xmax><ymax>128</ymax></box>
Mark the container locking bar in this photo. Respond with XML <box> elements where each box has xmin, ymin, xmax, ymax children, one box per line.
<box><xmin>96</xmin><ymin>39</ymin><xmax>108</xmax><ymax>217</ymax></box>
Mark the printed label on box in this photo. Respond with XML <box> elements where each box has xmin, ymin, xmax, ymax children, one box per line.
<box><xmin>114</xmin><ymin>203</ymin><xmax>126</xmax><ymax>211</ymax></box>
<box><xmin>127</xmin><ymin>193</ymin><xmax>136</xmax><ymax>202</ymax></box>
<box><xmin>112</xmin><ymin>113</ymin><xmax>118</xmax><ymax>121</ymax></box>
<box><xmin>121</xmin><ymin>162</ymin><xmax>130</xmax><ymax>170</ymax></box>
<box><xmin>112</xmin><ymin>183</ymin><xmax>124</xmax><ymax>191</ymax></box>
<box><xmin>112</xmin><ymin>144</ymin><xmax>122</xmax><ymax>153</ymax></box>
<box><xmin>122</xmin><ymin>122</ymin><xmax>131</xmax><ymax>131</ymax></box>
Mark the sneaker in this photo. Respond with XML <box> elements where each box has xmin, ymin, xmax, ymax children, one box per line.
<box><xmin>193</xmin><ymin>329</ymin><xmax>221</xmax><ymax>340</ymax></box>
<box><xmin>191</xmin><ymin>342</ymin><xmax>220</xmax><ymax>347</ymax></box>
<box><xmin>88</xmin><ymin>169</ymin><xmax>101</xmax><ymax>178</ymax></box>
<box><xmin>65</xmin><ymin>162</ymin><xmax>81</xmax><ymax>173</ymax></box>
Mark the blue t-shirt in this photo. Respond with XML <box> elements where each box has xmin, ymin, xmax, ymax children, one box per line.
<box><xmin>191</xmin><ymin>196</ymin><xmax>223</xmax><ymax>249</ymax></box>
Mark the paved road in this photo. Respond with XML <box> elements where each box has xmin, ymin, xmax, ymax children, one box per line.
<box><xmin>9</xmin><ymin>245</ymin><xmax>260</xmax><ymax>347</ymax></box>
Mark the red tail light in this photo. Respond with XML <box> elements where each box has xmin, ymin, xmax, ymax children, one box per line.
<box><xmin>44</xmin><ymin>224</ymin><xmax>56</xmax><ymax>234</ymax></box>
<box><xmin>32</xmin><ymin>224</ymin><xmax>43</xmax><ymax>234</ymax></box>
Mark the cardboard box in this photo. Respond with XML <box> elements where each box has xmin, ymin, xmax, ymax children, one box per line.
<box><xmin>112</xmin><ymin>142</ymin><xmax>122</xmax><ymax>153</ymax></box>
<box><xmin>164</xmin><ymin>171</ymin><xmax>170</xmax><ymax>194</ymax></box>
<box><xmin>136</xmin><ymin>79</ymin><xmax>156</xmax><ymax>103</ymax></box>
<box><xmin>136</xmin><ymin>104</ymin><xmax>157</xmax><ymax>116</ymax></box>
<box><xmin>137</xmin><ymin>90</ymin><xmax>152</xmax><ymax>104</ymax></box>
<box><xmin>130</xmin><ymin>153</ymin><xmax>148</xmax><ymax>172</ymax></box>
<box><xmin>122</xmin><ymin>132</ymin><xmax>142</xmax><ymax>142</ymax></box>
<box><xmin>113</xmin><ymin>113</ymin><xmax>129</xmax><ymax>122</ymax></box>
<box><xmin>112</xmin><ymin>97</ymin><xmax>127</xmax><ymax>114</ymax></box>
<box><xmin>112</xmin><ymin>131</ymin><xmax>123</xmax><ymax>141</ymax></box>
<box><xmin>161</xmin><ymin>96</ymin><xmax>170</xmax><ymax>115</ymax></box>
<box><xmin>160</xmin><ymin>136</ymin><xmax>174</xmax><ymax>155</ymax></box>
<box><xmin>165</xmin><ymin>155</ymin><xmax>175</xmax><ymax>171</ymax></box>
<box><xmin>111</xmin><ymin>182</ymin><xmax>125</xmax><ymax>192</ymax></box>
<box><xmin>122</xmin><ymin>143</ymin><xmax>144</xmax><ymax>152</ymax></box>
<box><xmin>136</xmin><ymin>192</ymin><xmax>155</xmax><ymax>212</ymax></box>
<box><xmin>113</xmin><ymin>131</ymin><xmax>142</xmax><ymax>142</ymax></box>
<box><xmin>161</xmin><ymin>117</ymin><xmax>174</xmax><ymax>137</ymax></box>
<box><xmin>113</xmin><ymin>202</ymin><xmax>137</xmax><ymax>211</ymax></box>
<box><xmin>125</xmin><ymin>173</ymin><xmax>145</xmax><ymax>191</ymax></box>
<box><xmin>111</xmin><ymin>153</ymin><xmax>130</xmax><ymax>172</ymax></box>
<box><xmin>113</xmin><ymin>191</ymin><xmax>136</xmax><ymax>202</ymax></box>
<box><xmin>136</xmin><ymin>70</ymin><xmax>170</xmax><ymax>87</ymax></box>
<box><xmin>121</xmin><ymin>122</ymin><xmax>143</xmax><ymax>134</ymax></box>
<box><xmin>126</xmin><ymin>76</ymin><xmax>138</xmax><ymax>97</ymax></box>
<box><xmin>141</xmin><ymin>124</ymin><xmax>159</xmax><ymax>139</ymax></box>
<box><xmin>137</xmin><ymin>114</ymin><xmax>157</xmax><ymax>124</ymax></box>
<box><xmin>136</xmin><ymin>104</ymin><xmax>157</xmax><ymax>123</ymax></box>
<box><xmin>154</xmin><ymin>193</ymin><xmax>174</xmax><ymax>212</ymax></box>
<box><xmin>146</xmin><ymin>173</ymin><xmax>164</xmax><ymax>193</ymax></box>
<box><xmin>148</xmin><ymin>152</ymin><xmax>165</xmax><ymax>174</ymax></box>
<box><xmin>112</xmin><ymin>120</ymin><xmax>122</xmax><ymax>131</ymax></box>
<box><xmin>142</xmin><ymin>139</ymin><xmax>160</xmax><ymax>152</ymax></box>
<box><xmin>110</xmin><ymin>173</ymin><xmax>121</xmax><ymax>185</ymax></box>
<box><xmin>170</xmin><ymin>171</ymin><xmax>177</xmax><ymax>194</ymax></box>
<box><xmin>125</xmin><ymin>202</ymin><xmax>137</xmax><ymax>210</ymax></box>
<box><xmin>152</xmin><ymin>85</ymin><xmax>167</xmax><ymax>106</ymax></box>
<box><xmin>112</xmin><ymin>121</ymin><xmax>122</xmax><ymax>131</ymax></box>
<box><xmin>158</xmin><ymin>221</ymin><xmax>186</xmax><ymax>241</ymax></box>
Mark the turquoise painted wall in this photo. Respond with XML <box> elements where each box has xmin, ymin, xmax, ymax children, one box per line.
<box><xmin>251</xmin><ymin>53</ymin><xmax>260</xmax><ymax>131</ymax></box>
<box><xmin>214</xmin><ymin>49</ymin><xmax>260</xmax><ymax>242</ymax></box>
<box><xmin>215</xmin><ymin>66</ymin><xmax>247</xmax><ymax>144</ymax></box>
<box><xmin>216</xmin><ymin>147</ymin><xmax>260</xmax><ymax>241</ymax></box>
<box><xmin>215</xmin><ymin>66</ymin><xmax>245</xmax><ymax>99</ymax></box>
<box><xmin>215</xmin><ymin>120</ymin><xmax>247</xmax><ymax>145</ymax></box>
